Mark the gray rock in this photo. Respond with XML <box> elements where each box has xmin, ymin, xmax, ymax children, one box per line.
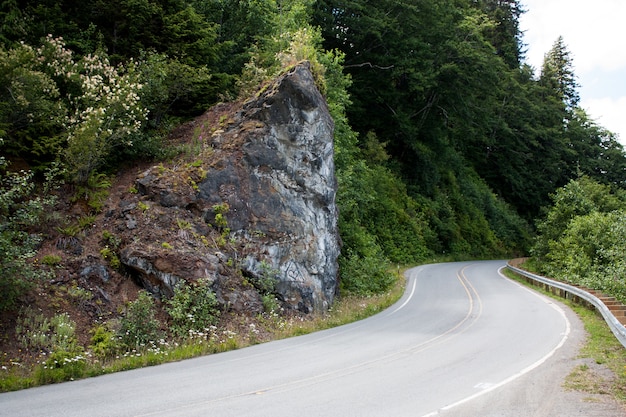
<box><xmin>197</xmin><ymin>62</ymin><xmax>340</xmax><ymax>313</ymax></box>
<box><xmin>80</xmin><ymin>264</ymin><xmax>110</xmax><ymax>283</ymax></box>
<box><xmin>120</xmin><ymin>247</ymin><xmax>221</xmax><ymax>298</ymax></box>
<box><xmin>125</xmin><ymin>214</ymin><xmax>137</xmax><ymax>229</ymax></box>
<box><xmin>118</xmin><ymin>62</ymin><xmax>340</xmax><ymax>314</ymax></box>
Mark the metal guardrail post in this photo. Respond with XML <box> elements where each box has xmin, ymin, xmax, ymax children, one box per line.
<box><xmin>506</xmin><ymin>263</ymin><xmax>626</xmax><ymax>349</ymax></box>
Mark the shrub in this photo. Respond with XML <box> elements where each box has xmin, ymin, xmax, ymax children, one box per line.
<box><xmin>48</xmin><ymin>313</ymin><xmax>80</xmax><ymax>353</ymax></box>
<box><xmin>338</xmin><ymin>224</ymin><xmax>394</xmax><ymax>295</ymax></box>
<box><xmin>118</xmin><ymin>291</ymin><xmax>162</xmax><ymax>350</ymax></box>
<box><xmin>532</xmin><ymin>177</ymin><xmax>626</xmax><ymax>302</ymax></box>
<box><xmin>16</xmin><ymin>308</ymin><xmax>52</xmax><ymax>352</ymax></box>
<box><xmin>255</xmin><ymin>261</ymin><xmax>279</xmax><ymax>295</ymax></box>
<box><xmin>212</xmin><ymin>203</ymin><xmax>229</xmax><ymax>229</ymax></box>
<box><xmin>541</xmin><ymin>211</ymin><xmax>626</xmax><ymax>302</ymax></box>
<box><xmin>89</xmin><ymin>324</ymin><xmax>120</xmax><ymax>360</ymax></box>
<box><xmin>36</xmin><ymin>350</ymin><xmax>87</xmax><ymax>384</ymax></box>
<box><xmin>16</xmin><ymin>310</ymin><xmax>81</xmax><ymax>354</ymax></box>
<box><xmin>339</xmin><ymin>250</ymin><xmax>395</xmax><ymax>295</ymax></box>
<box><xmin>165</xmin><ymin>278</ymin><xmax>220</xmax><ymax>339</ymax></box>
<box><xmin>533</xmin><ymin>176</ymin><xmax>624</xmax><ymax>260</ymax></box>
<box><xmin>0</xmin><ymin>151</ymin><xmax>58</xmax><ymax>311</ymax></box>
<box><xmin>261</xmin><ymin>294</ymin><xmax>281</xmax><ymax>314</ymax></box>
<box><xmin>41</xmin><ymin>255</ymin><xmax>62</xmax><ymax>266</ymax></box>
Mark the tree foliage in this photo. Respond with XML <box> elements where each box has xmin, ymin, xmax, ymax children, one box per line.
<box><xmin>532</xmin><ymin>177</ymin><xmax>626</xmax><ymax>302</ymax></box>
<box><xmin>540</xmin><ymin>36</ymin><xmax>580</xmax><ymax>110</ymax></box>
<box><xmin>1</xmin><ymin>0</ymin><xmax>626</xmax><ymax>298</ymax></box>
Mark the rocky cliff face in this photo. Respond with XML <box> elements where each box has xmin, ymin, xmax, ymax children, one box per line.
<box><xmin>117</xmin><ymin>62</ymin><xmax>340</xmax><ymax>314</ymax></box>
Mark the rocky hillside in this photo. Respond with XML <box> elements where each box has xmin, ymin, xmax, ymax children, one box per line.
<box><xmin>0</xmin><ymin>62</ymin><xmax>340</xmax><ymax>365</ymax></box>
<box><xmin>119</xmin><ymin>61</ymin><xmax>340</xmax><ymax>314</ymax></box>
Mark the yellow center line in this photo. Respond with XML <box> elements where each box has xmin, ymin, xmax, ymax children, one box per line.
<box><xmin>136</xmin><ymin>264</ymin><xmax>484</xmax><ymax>416</ymax></box>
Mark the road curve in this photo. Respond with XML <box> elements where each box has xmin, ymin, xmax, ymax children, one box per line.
<box><xmin>0</xmin><ymin>261</ymin><xmax>571</xmax><ymax>417</ymax></box>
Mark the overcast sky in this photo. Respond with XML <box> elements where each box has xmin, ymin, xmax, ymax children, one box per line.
<box><xmin>519</xmin><ymin>0</ymin><xmax>626</xmax><ymax>145</ymax></box>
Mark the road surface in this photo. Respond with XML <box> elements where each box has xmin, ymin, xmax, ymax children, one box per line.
<box><xmin>0</xmin><ymin>261</ymin><xmax>588</xmax><ymax>416</ymax></box>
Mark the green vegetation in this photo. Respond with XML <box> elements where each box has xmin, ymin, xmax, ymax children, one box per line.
<box><xmin>118</xmin><ymin>291</ymin><xmax>163</xmax><ymax>350</ymax></box>
<box><xmin>561</xmin><ymin>305</ymin><xmax>626</xmax><ymax>403</ymax></box>
<box><xmin>0</xmin><ymin>269</ymin><xmax>405</xmax><ymax>392</ymax></box>
<box><xmin>1</xmin><ymin>0</ymin><xmax>626</xmax><ymax>392</ymax></box>
<box><xmin>2</xmin><ymin>0</ymin><xmax>626</xmax><ymax>298</ymax></box>
<box><xmin>0</xmin><ymin>147</ymin><xmax>58</xmax><ymax>312</ymax></box>
<box><xmin>531</xmin><ymin>176</ymin><xmax>626</xmax><ymax>303</ymax></box>
<box><xmin>165</xmin><ymin>279</ymin><xmax>221</xmax><ymax>338</ymax></box>
<box><xmin>15</xmin><ymin>308</ymin><xmax>86</xmax><ymax>384</ymax></box>
<box><xmin>100</xmin><ymin>246</ymin><xmax>121</xmax><ymax>269</ymax></box>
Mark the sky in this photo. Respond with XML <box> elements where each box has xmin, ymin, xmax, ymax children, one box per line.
<box><xmin>519</xmin><ymin>0</ymin><xmax>626</xmax><ymax>146</ymax></box>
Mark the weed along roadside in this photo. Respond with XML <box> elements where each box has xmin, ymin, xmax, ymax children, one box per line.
<box><xmin>0</xmin><ymin>270</ymin><xmax>406</xmax><ymax>392</ymax></box>
<box><xmin>504</xmin><ymin>262</ymin><xmax>626</xmax><ymax>406</ymax></box>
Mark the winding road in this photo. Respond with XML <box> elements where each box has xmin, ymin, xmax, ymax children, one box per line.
<box><xmin>1</xmin><ymin>261</ymin><xmax>582</xmax><ymax>416</ymax></box>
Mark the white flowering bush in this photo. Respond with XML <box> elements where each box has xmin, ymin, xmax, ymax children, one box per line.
<box><xmin>36</xmin><ymin>35</ymin><xmax>148</xmax><ymax>183</ymax></box>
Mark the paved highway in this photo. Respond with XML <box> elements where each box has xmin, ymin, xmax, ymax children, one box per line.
<box><xmin>0</xmin><ymin>261</ymin><xmax>572</xmax><ymax>416</ymax></box>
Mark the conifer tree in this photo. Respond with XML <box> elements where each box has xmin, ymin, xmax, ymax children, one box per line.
<box><xmin>540</xmin><ymin>36</ymin><xmax>580</xmax><ymax>110</ymax></box>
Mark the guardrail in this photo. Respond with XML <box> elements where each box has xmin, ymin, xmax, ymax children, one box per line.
<box><xmin>506</xmin><ymin>263</ymin><xmax>626</xmax><ymax>349</ymax></box>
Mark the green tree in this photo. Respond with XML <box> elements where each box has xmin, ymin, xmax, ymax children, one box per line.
<box><xmin>0</xmin><ymin>41</ymin><xmax>66</xmax><ymax>170</ymax></box>
<box><xmin>565</xmin><ymin>108</ymin><xmax>626</xmax><ymax>187</ymax></box>
<box><xmin>476</xmin><ymin>0</ymin><xmax>525</xmax><ymax>69</ymax></box>
<box><xmin>532</xmin><ymin>176</ymin><xmax>624</xmax><ymax>261</ymax></box>
<box><xmin>540</xmin><ymin>36</ymin><xmax>580</xmax><ymax>110</ymax></box>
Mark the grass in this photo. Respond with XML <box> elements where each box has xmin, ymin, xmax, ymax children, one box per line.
<box><xmin>564</xmin><ymin>363</ymin><xmax>609</xmax><ymax>395</ymax></box>
<box><xmin>0</xmin><ymin>270</ymin><xmax>406</xmax><ymax>392</ymax></box>
<box><xmin>571</xmin><ymin>305</ymin><xmax>626</xmax><ymax>402</ymax></box>
<box><xmin>273</xmin><ymin>272</ymin><xmax>406</xmax><ymax>338</ymax></box>
<box><xmin>503</xmin><ymin>267</ymin><xmax>626</xmax><ymax>404</ymax></box>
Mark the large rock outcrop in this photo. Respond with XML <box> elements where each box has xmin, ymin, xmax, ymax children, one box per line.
<box><xmin>118</xmin><ymin>62</ymin><xmax>340</xmax><ymax>314</ymax></box>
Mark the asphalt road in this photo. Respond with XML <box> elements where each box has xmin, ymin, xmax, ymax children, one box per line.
<box><xmin>0</xmin><ymin>261</ymin><xmax>575</xmax><ymax>416</ymax></box>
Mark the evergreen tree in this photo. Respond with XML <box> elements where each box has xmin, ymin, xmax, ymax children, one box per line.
<box><xmin>540</xmin><ymin>36</ymin><xmax>580</xmax><ymax>110</ymax></box>
<box><xmin>565</xmin><ymin>108</ymin><xmax>626</xmax><ymax>187</ymax></box>
<box><xmin>2</xmin><ymin>0</ymin><xmax>625</xmax><ymax>273</ymax></box>
<box><xmin>475</xmin><ymin>0</ymin><xmax>525</xmax><ymax>68</ymax></box>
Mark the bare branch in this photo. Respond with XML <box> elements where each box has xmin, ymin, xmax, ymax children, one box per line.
<box><xmin>344</xmin><ymin>62</ymin><xmax>395</xmax><ymax>70</ymax></box>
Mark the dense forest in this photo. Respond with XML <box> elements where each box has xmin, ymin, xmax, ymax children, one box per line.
<box><xmin>3</xmin><ymin>0</ymin><xmax>626</xmax><ymax>388</ymax></box>
<box><xmin>2</xmin><ymin>0</ymin><xmax>626</xmax><ymax>302</ymax></box>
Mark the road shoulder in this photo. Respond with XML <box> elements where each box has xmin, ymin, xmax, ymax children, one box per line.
<box><xmin>436</xmin><ymin>299</ymin><xmax>625</xmax><ymax>417</ymax></box>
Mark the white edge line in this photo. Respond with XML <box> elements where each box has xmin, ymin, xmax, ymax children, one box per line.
<box><xmin>388</xmin><ymin>272</ymin><xmax>417</xmax><ymax>316</ymax></box>
<box><xmin>420</xmin><ymin>265</ymin><xmax>572</xmax><ymax>417</ymax></box>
